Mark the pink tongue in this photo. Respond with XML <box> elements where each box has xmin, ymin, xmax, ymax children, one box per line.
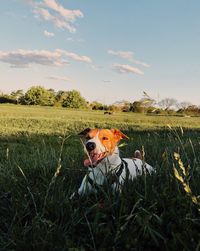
<box><xmin>84</xmin><ymin>154</ymin><xmax>101</xmax><ymax>167</ymax></box>
<box><xmin>84</xmin><ymin>159</ymin><xmax>92</xmax><ymax>167</ymax></box>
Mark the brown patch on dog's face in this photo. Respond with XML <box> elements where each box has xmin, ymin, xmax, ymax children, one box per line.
<box><xmin>85</xmin><ymin>128</ymin><xmax>128</xmax><ymax>154</ymax></box>
<box><xmin>87</xmin><ymin>129</ymin><xmax>99</xmax><ymax>139</ymax></box>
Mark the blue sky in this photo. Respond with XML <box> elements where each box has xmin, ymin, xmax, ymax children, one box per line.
<box><xmin>0</xmin><ymin>0</ymin><xmax>200</xmax><ymax>105</ymax></box>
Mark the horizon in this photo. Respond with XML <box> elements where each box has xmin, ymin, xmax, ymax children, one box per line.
<box><xmin>0</xmin><ymin>0</ymin><xmax>200</xmax><ymax>105</ymax></box>
<box><xmin>0</xmin><ymin>85</ymin><xmax>199</xmax><ymax>108</ymax></box>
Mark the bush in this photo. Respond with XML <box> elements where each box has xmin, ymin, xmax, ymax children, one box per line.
<box><xmin>24</xmin><ymin>86</ymin><xmax>55</xmax><ymax>106</ymax></box>
<box><xmin>0</xmin><ymin>96</ymin><xmax>17</xmax><ymax>104</ymax></box>
<box><xmin>62</xmin><ymin>90</ymin><xmax>87</xmax><ymax>109</ymax></box>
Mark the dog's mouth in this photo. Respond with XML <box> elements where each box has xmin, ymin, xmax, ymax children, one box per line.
<box><xmin>84</xmin><ymin>151</ymin><xmax>107</xmax><ymax>167</ymax></box>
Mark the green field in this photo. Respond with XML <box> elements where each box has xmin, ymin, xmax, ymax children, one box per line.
<box><xmin>1</xmin><ymin>104</ymin><xmax>200</xmax><ymax>135</ymax></box>
<box><xmin>0</xmin><ymin>104</ymin><xmax>200</xmax><ymax>250</ymax></box>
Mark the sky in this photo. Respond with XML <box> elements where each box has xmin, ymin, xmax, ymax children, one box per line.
<box><xmin>0</xmin><ymin>0</ymin><xmax>200</xmax><ymax>105</ymax></box>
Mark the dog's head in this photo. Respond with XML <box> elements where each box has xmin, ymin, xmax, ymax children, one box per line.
<box><xmin>79</xmin><ymin>128</ymin><xmax>128</xmax><ymax>167</ymax></box>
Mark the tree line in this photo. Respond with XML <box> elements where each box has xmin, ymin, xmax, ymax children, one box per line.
<box><xmin>0</xmin><ymin>86</ymin><xmax>199</xmax><ymax>116</ymax></box>
<box><xmin>0</xmin><ymin>86</ymin><xmax>87</xmax><ymax>109</ymax></box>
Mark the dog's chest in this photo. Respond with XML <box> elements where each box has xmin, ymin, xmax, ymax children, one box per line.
<box><xmin>88</xmin><ymin>156</ymin><xmax>152</xmax><ymax>184</ymax></box>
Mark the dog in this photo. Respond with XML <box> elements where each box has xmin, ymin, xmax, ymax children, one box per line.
<box><xmin>74</xmin><ymin>128</ymin><xmax>154</xmax><ymax>196</ymax></box>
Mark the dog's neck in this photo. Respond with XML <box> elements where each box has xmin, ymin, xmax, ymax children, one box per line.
<box><xmin>90</xmin><ymin>146</ymin><xmax>122</xmax><ymax>173</ymax></box>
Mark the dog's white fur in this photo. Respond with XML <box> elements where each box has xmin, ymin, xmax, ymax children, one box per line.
<box><xmin>76</xmin><ymin>129</ymin><xmax>154</xmax><ymax>196</ymax></box>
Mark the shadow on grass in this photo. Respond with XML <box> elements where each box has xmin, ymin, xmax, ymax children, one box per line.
<box><xmin>0</xmin><ymin>129</ymin><xmax>200</xmax><ymax>250</ymax></box>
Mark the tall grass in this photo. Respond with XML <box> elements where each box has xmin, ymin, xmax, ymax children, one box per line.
<box><xmin>0</xmin><ymin>105</ymin><xmax>200</xmax><ymax>250</ymax></box>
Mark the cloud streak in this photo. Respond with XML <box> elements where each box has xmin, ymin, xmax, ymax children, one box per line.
<box><xmin>0</xmin><ymin>49</ymin><xmax>92</xmax><ymax>68</ymax></box>
<box><xmin>56</xmin><ymin>49</ymin><xmax>92</xmax><ymax>63</ymax></box>
<box><xmin>27</xmin><ymin>0</ymin><xmax>84</xmax><ymax>33</ymax></box>
<box><xmin>108</xmin><ymin>49</ymin><xmax>150</xmax><ymax>68</ymax></box>
<box><xmin>108</xmin><ymin>49</ymin><xmax>133</xmax><ymax>61</ymax></box>
<box><xmin>44</xmin><ymin>30</ymin><xmax>55</xmax><ymax>37</ymax></box>
<box><xmin>48</xmin><ymin>75</ymin><xmax>71</xmax><ymax>81</ymax></box>
<box><xmin>113</xmin><ymin>64</ymin><xmax>144</xmax><ymax>75</ymax></box>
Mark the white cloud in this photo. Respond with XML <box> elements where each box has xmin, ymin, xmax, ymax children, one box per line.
<box><xmin>26</xmin><ymin>0</ymin><xmax>84</xmax><ymax>33</ymax></box>
<box><xmin>66</xmin><ymin>37</ymin><xmax>85</xmax><ymax>43</ymax></box>
<box><xmin>0</xmin><ymin>49</ymin><xmax>92</xmax><ymax>68</ymax></box>
<box><xmin>43</xmin><ymin>0</ymin><xmax>83</xmax><ymax>22</ymax></box>
<box><xmin>56</xmin><ymin>49</ymin><xmax>92</xmax><ymax>63</ymax></box>
<box><xmin>108</xmin><ymin>49</ymin><xmax>133</xmax><ymax>61</ymax></box>
<box><xmin>133</xmin><ymin>60</ymin><xmax>150</xmax><ymax>68</ymax></box>
<box><xmin>0</xmin><ymin>49</ymin><xmax>67</xmax><ymax>68</ymax></box>
<box><xmin>44</xmin><ymin>30</ymin><xmax>55</xmax><ymax>37</ymax></box>
<box><xmin>48</xmin><ymin>75</ymin><xmax>71</xmax><ymax>81</ymax></box>
<box><xmin>113</xmin><ymin>64</ymin><xmax>144</xmax><ymax>75</ymax></box>
<box><xmin>108</xmin><ymin>49</ymin><xmax>150</xmax><ymax>68</ymax></box>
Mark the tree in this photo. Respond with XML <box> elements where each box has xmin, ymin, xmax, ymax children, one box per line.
<box><xmin>0</xmin><ymin>95</ymin><xmax>17</xmax><ymax>104</ymax></box>
<box><xmin>47</xmin><ymin>88</ymin><xmax>56</xmax><ymax>97</ymax></box>
<box><xmin>129</xmin><ymin>92</ymin><xmax>156</xmax><ymax>113</ymax></box>
<box><xmin>90</xmin><ymin>101</ymin><xmax>104</xmax><ymax>110</ymax></box>
<box><xmin>185</xmin><ymin>105</ymin><xmax>199</xmax><ymax>115</ymax></box>
<box><xmin>24</xmin><ymin>86</ymin><xmax>55</xmax><ymax>106</ymax></box>
<box><xmin>55</xmin><ymin>90</ymin><xmax>69</xmax><ymax>106</ymax></box>
<box><xmin>112</xmin><ymin>100</ymin><xmax>130</xmax><ymax>112</ymax></box>
<box><xmin>10</xmin><ymin>90</ymin><xmax>24</xmax><ymax>104</ymax></box>
<box><xmin>62</xmin><ymin>90</ymin><xmax>87</xmax><ymax>108</ymax></box>
<box><xmin>177</xmin><ymin>101</ymin><xmax>192</xmax><ymax>113</ymax></box>
<box><xmin>130</xmin><ymin>101</ymin><xmax>143</xmax><ymax>113</ymax></box>
<box><xmin>158</xmin><ymin>98</ymin><xmax>177</xmax><ymax>110</ymax></box>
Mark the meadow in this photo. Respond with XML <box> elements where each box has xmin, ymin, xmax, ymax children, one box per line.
<box><xmin>0</xmin><ymin>104</ymin><xmax>200</xmax><ymax>250</ymax></box>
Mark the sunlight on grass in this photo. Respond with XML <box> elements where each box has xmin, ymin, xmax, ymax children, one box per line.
<box><xmin>173</xmin><ymin>152</ymin><xmax>200</xmax><ymax>212</ymax></box>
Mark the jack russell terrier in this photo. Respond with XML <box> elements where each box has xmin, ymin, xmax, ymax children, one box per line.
<box><xmin>73</xmin><ymin>128</ymin><xmax>154</xmax><ymax>196</ymax></box>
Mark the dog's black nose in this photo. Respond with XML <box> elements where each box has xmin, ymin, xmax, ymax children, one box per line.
<box><xmin>86</xmin><ymin>142</ymin><xmax>96</xmax><ymax>151</ymax></box>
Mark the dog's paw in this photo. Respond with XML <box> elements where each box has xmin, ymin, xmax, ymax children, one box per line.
<box><xmin>134</xmin><ymin>150</ymin><xmax>142</xmax><ymax>160</ymax></box>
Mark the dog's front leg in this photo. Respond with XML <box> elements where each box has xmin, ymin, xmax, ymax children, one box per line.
<box><xmin>70</xmin><ymin>175</ymin><xmax>92</xmax><ymax>199</ymax></box>
<box><xmin>112</xmin><ymin>181</ymin><xmax>122</xmax><ymax>194</ymax></box>
<box><xmin>78</xmin><ymin>174</ymin><xmax>93</xmax><ymax>196</ymax></box>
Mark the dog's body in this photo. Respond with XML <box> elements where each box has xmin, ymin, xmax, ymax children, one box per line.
<box><xmin>76</xmin><ymin>128</ymin><xmax>154</xmax><ymax>196</ymax></box>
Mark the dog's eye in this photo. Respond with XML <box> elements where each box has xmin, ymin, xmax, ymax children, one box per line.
<box><xmin>102</xmin><ymin>136</ymin><xmax>108</xmax><ymax>140</ymax></box>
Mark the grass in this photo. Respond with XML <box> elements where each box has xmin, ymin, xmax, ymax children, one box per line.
<box><xmin>0</xmin><ymin>104</ymin><xmax>200</xmax><ymax>250</ymax></box>
<box><xmin>1</xmin><ymin>104</ymin><xmax>200</xmax><ymax>135</ymax></box>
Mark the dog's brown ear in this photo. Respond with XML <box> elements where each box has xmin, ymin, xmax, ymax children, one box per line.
<box><xmin>78</xmin><ymin>128</ymin><xmax>91</xmax><ymax>136</ymax></box>
<box><xmin>111</xmin><ymin>129</ymin><xmax>129</xmax><ymax>141</ymax></box>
